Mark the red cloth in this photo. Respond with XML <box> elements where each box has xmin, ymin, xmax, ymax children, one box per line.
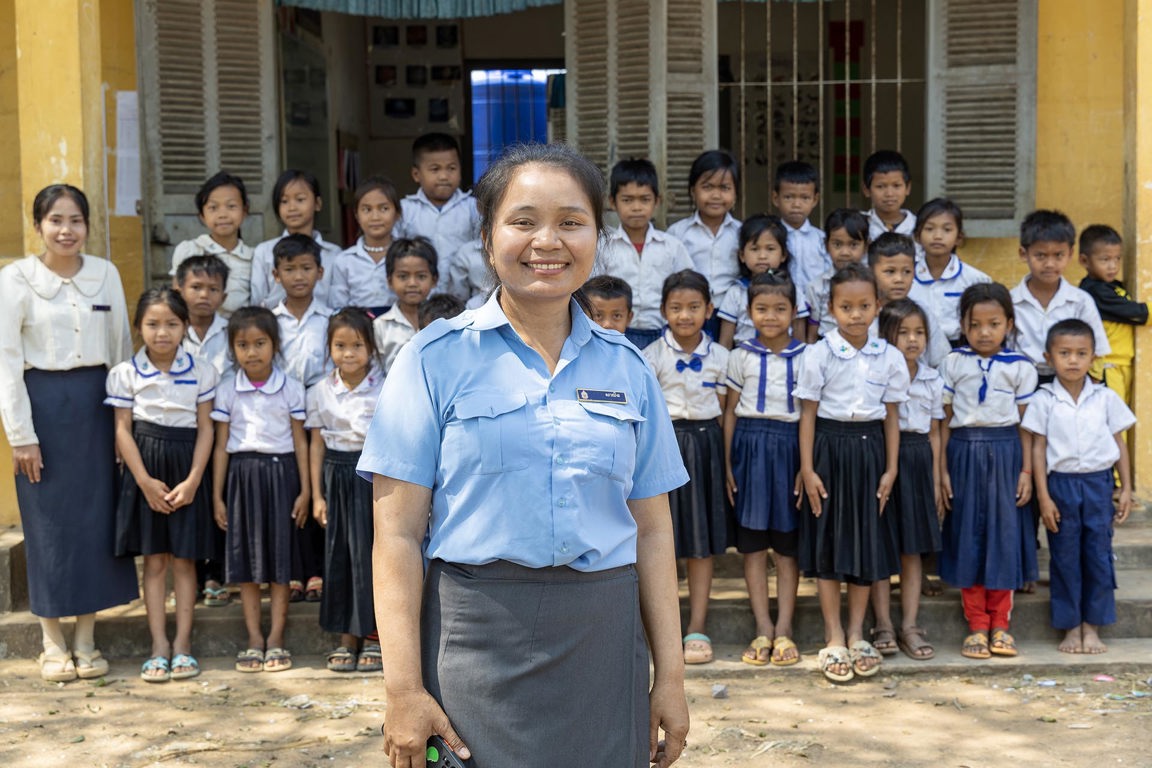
<box><xmin>960</xmin><ymin>585</ymin><xmax>1014</xmax><ymax>632</ymax></box>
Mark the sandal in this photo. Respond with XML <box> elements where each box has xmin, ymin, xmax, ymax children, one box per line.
<box><xmin>849</xmin><ymin>640</ymin><xmax>882</xmax><ymax>678</ymax></box>
<box><xmin>235</xmin><ymin>648</ymin><xmax>264</xmax><ymax>673</ymax></box>
<box><xmin>869</xmin><ymin>627</ymin><xmax>898</xmax><ymax>656</ymax></box>
<box><xmin>770</xmin><ymin>636</ymin><xmax>801</xmax><ymax>667</ymax></box>
<box><xmin>741</xmin><ymin>635</ymin><xmax>772</xmax><ymax>666</ymax></box>
<box><xmin>357</xmin><ymin>643</ymin><xmax>383</xmax><ymax>673</ymax></box>
<box><xmin>288</xmin><ymin>580</ymin><xmax>305</xmax><ymax>603</ymax></box>
<box><xmin>920</xmin><ymin>576</ymin><xmax>944</xmax><ymax>597</ymax></box>
<box><xmin>961</xmin><ymin>632</ymin><xmax>991</xmax><ymax>659</ymax></box>
<box><xmin>682</xmin><ymin>633</ymin><xmax>713</xmax><ymax>664</ymax></box>
<box><xmin>73</xmin><ymin>649</ymin><xmax>109</xmax><ymax>680</ymax></box>
<box><xmin>818</xmin><ymin>645</ymin><xmax>854</xmax><ymax>683</ymax></box>
<box><xmin>990</xmin><ymin>628</ymin><xmax>1019</xmax><ymax>657</ymax></box>
<box><xmin>897</xmin><ymin>626</ymin><xmax>935</xmax><ymax>660</ymax></box>
<box><xmin>263</xmin><ymin>647</ymin><xmax>293</xmax><ymax>672</ymax></box>
<box><xmin>327</xmin><ymin>647</ymin><xmax>357</xmax><ymax>673</ymax></box>
<box><xmin>203</xmin><ymin>584</ymin><xmax>231</xmax><ymax>607</ymax></box>
<box><xmin>140</xmin><ymin>656</ymin><xmax>171</xmax><ymax>683</ymax></box>
<box><xmin>305</xmin><ymin>576</ymin><xmax>323</xmax><ymax>602</ymax></box>
<box><xmin>38</xmin><ymin>651</ymin><xmax>77</xmax><ymax>682</ymax></box>
<box><xmin>170</xmin><ymin>653</ymin><xmax>200</xmax><ymax>680</ymax></box>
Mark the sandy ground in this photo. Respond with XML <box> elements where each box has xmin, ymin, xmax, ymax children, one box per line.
<box><xmin>1</xmin><ymin>657</ymin><xmax>1150</xmax><ymax>768</ymax></box>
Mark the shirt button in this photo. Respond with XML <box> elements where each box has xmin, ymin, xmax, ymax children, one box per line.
<box><xmin>549</xmin><ymin>384</ymin><xmax>555</xmax><ymax>393</ymax></box>
<box><xmin>558</xmin><ymin>498</ymin><xmax>567</xmax><ymax>508</ymax></box>
<box><xmin>556</xmin><ymin>455</ymin><xmax>565</xmax><ymax>465</ymax></box>
<box><xmin>561</xmin><ymin>544</ymin><xmax>569</xmax><ymax>553</ymax></box>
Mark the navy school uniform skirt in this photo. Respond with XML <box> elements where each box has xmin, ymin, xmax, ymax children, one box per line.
<box><xmin>224</xmin><ymin>451</ymin><xmax>300</xmax><ymax>585</ymax></box>
<box><xmin>940</xmin><ymin>426</ymin><xmax>1038</xmax><ymax>590</ymax></box>
<box><xmin>16</xmin><ymin>368</ymin><xmax>138</xmax><ymax>618</ymax></box>
<box><xmin>669</xmin><ymin>418</ymin><xmax>732</xmax><ymax>559</ymax></box>
<box><xmin>115</xmin><ymin>421</ymin><xmax>216</xmax><ymax>560</ymax></box>
<box><xmin>319</xmin><ymin>449</ymin><xmax>376</xmax><ymax>637</ymax></box>
<box><xmin>888</xmin><ymin>431</ymin><xmax>942</xmax><ymax>556</ymax></box>
<box><xmin>799</xmin><ymin>418</ymin><xmax>899</xmax><ymax>583</ymax></box>
<box><xmin>731</xmin><ymin>417</ymin><xmax>800</xmax><ymax>535</ymax></box>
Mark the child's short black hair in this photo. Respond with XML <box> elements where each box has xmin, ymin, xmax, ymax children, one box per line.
<box><xmin>175</xmin><ymin>254</ymin><xmax>230</xmax><ymax>287</ymax></box>
<box><xmin>1045</xmin><ymin>318</ymin><xmax>1096</xmax><ymax>353</ymax></box>
<box><xmin>773</xmin><ymin>160</ymin><xmax>820</xmax><ymax>192</ymax></box>
<box><xmin>823</xmin><ymin>208</ymin><xmax>870</xmax><ymax>243</ymax></box>
<box><xmin>829</xmin><ymin>262</ymin><xmax>877</xmax><ymax>303</ymax></box>
<box><xmin>913</xmin><ymin>197</ymin><xmax>964</xmax><ymax>239</ymax></box>
<box><xmin>412</xmin><ymin>132</ymin><xmax>461</xmax><ymax>164</ymax></box>
<box><xmin>583</xmin><ymin>275</ymin><xmax>634</xmax><ymax>310</ymax></box>
<box><xmin>661</xmin><ymin>269</ymin><xmax>711</xmax><ymax>306</ymax></box>
<box><xmin>878</xmin><ymin>298</ymin><xmax>930</xmax><ymax>347</ymax></box>
<box><xmin>134</xmin><ymin>287</ymin><xmax>189</xmax><ymax>329</ymax></box>
<box><xmin>273</xmin><ymin>233</ymin><xmax>323</xmax><ymax>269</ymax></box>
<box><xmin>747</xmin><ymin>271</ymin><xmax>796</xmax><ymax>308</ymax></box>
<box><xmin>861</xmin><ymin>150</ymin><xmax>911</xmax><ymax>187</ymax></box>
<box><xmin>195</xmin><ymin>171</ymin><xmax>249</xmax><ymax>213</ymax></box>
<box><xmin>1020</xmin><ymin>209</ymin><xmax>1076</xmax><ymax>248</ymax></box>
<box><xmin>1079</xmin><ymin>224</ymin><xmax>1122</xmax><ymax>256</ymax></box>
<box><xmin>738</xmin><ymin>214</ymin><xmax>791</xmax><ymax>277</ymax></box>
<box><xmin>610</xmin><ymin>157</ymin><xmax>660</xmax><ymax>198</ymax></box>
<box><xmin>867</xmin><ymin>232</ymin><xmax>916</xmax><ymax>267</ymax></box>
<box><xmin>386</xmin><ymin>236</ymin><xmax>439</xmax><ymax>278</ymax></box>
<box><xmin>353</xmin><ymin>175</ymin><xmax>402</xmax><ymax>217</ymax></box>
<box><xmin>418</xmin><ymin>293</ymin><xmax>466</xmax><ymax>329</ymax></box>
<box><xmin>272</xmin><ymin>169</ymin><xmax>322</xmax><ymax>216</ymax></box>
<box><xmin>327</xmin><ymin>307</ymin><xmax>378</xmax><ymax>353</ymax></box>
<box><xmin>228</xmin><ymin>306</ymin><xmax>281</xmax><ymax>359</ymax></box>
<box><xmin>687</xmin><ymin>150</ymin><xmax>740</xmax><ymax>198</ymax></box>
<box><xmin>959</xmin><ymin>282</ymin><xmax>1015</xmax><ymax>334</ymax></box>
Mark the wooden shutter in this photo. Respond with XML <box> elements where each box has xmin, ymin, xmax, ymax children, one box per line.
<box><xmin>663</xmin><ymin>0</ymin><xmax>717</xmax><ymax>222</ymax></box>
<box><xmin>565</xmin><ymin>0</ymin><xmax>614</xmax><ymax>173</ymax></box>
<box><xmin>137</xmin><ymin>0</ymin><xmax>280</xmax><ymax>284</ymax></box>
<box><xmin>926</xmin><ymin>0</ymin><xmax>1036</xmax><ymax>238</ymax></box>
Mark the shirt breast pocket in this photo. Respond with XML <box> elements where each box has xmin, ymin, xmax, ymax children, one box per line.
<box><xmin>574</xmin><ymin>400</ymin><xmax>647</xmax><ymax>482</ymax></box>
<box><xmin>453</xmin><ymin>391</ymin><xmax>531</xmax><ymax>474</ymax></box>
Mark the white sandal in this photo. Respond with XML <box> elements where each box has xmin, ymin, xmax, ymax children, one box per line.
<box><xmin>38</xmin><ymin>651</ymin><xmax>78</xmax><ymax>682</ymax></box>
<box><xmin>72</xmin><ymin>649</ymin><xmax>109</xmax><ymax>680</ymax></box>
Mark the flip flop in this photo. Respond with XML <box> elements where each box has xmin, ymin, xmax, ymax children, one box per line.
<box><xmin>203</xmin><ymin>585</ymin><xmax>231</xmax><ymax>607</ymax></box>
<box><xmin>263</xmin><ymin>647</ymin><xmax>293</xmax><ymax>672</ymax></box>
<box><xmin>818</xmin><ymin>646</ymin><xmax>854</xmax><ymax>683</ymax></box>
<box><xmin>741</xmin><ymin>635</ymin><xmax>772</xmax><ymax>666</ymax></box>
<box><xmin>288</xmin><ymin>580</ymin><xmax>305</xmax><ymax>603</ymax></box>
<box><xmin>39</xmin><ymin>651</ymin><xmax>77</xmax><ymax>682</ymax></box>
<box><xmin>73</xmin><ymin>649</ymin><xmax>109</xmax><ymax>680</ymax></box>
<box><xmin>961</xmin><ymin>632</ymin><xmax>991</xmax><ymax>659</ymax></box>
<box><xmin>357</xmin><ymin>643</ymin><xmax>383</xmax><ymax>673</ymax></box>
<box><xmin>327</xmin><ymin>647</ymin><xmax>357</xmax><ymax>673</ymax></box>
<box><xmin>305</xmin><ymin>576</ymin><xmax>323</xmax><ymax>603</ymax></box>
<box><xmin>170</xmin><ymin>653</ymin><xmax>201</xmax><ymax>680</ymax></box>
<box><xmin>849</xmin><ymin>640</ymin><xmax>882</xmax><ymax>678</ymax></box>
<box><xmin>770</xmin><ymin>636</ymin><xmax>801</xmax><ymax>667</ymax></box>
<box><xmin>682</xmin><ymin>633</ymin><xmax>713</xmax><ymax>664</ymax></box>
<box><xmin>235</xmin><ymin>648</ymin><xmax>264</xmax><ymax>673</ymax></box>
<box><xmin>140</xmin><ymin>656</ymin><xmax>171</xmax><ymax>683</ymax></box>
<box><xmin>990</xmin><ymin>629</ymin><xmax>1019</xmax><ymax>657</ymax></box>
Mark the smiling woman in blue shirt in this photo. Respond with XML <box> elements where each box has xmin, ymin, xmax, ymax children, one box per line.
<box><xmin>359</xmin><ymin>143</ymin><xmax>691</xmax><ymax>768</ymax></box>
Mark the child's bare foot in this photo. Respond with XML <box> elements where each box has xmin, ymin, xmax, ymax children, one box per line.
<box><xmin>1057</xmin><ymin>627</ymin><xmax>1083</xmax><ymax>654</ymax></box>
<box><xmin>1081</xmin><ymin>624</ymin><xmax>1108</xmax><ymax>654</ymax></box>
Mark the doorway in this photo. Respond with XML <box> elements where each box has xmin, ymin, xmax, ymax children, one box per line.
<box><xmin>467</xmin><ymin>65</ymin><xmax>565</xmax><ymax>184</ymax></box>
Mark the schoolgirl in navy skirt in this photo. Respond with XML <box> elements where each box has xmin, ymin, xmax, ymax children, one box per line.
<box><xmin>793</xmin><ymin>264</ymin><xmax>908</xmax><ymax>683</ymax></box>
<box><xmin>722</xmin><ymin>272</ymin><xmax>805</xmax><ymax>667</ymax></box>
<box><xmin>642</xmin><ymin>270</ymin><xmax>731</xmax><ymax>665</ymax></box>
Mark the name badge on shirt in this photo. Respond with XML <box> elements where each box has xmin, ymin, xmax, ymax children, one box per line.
<box><xmin>92</xmin><ymin>304</ymin><xmax>112</xmax><ymax>312</ymax></box>
<box><xmin>577</xmin><ymin>388</ymin><xmax>627</xmax><ymax>405</ymax></box>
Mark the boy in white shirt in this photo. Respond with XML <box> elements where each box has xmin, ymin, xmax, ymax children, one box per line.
<box><xmin>272</xmin><ymin>235</ymin><xmax>332</xmax><ymax>388</ymax></box>
<box><xmin>861</xmin><ymin>150</ymin><xmax>916</xmax><ymax>241</ymax></box>
<box><xmin>772</xmin><ymin>160</ymin><xmax>828</xmax><ymax>298</ymax></box>
<box><xmin>170</xmin><ymin>172</ymin><xmax>254</xmax><ymax>317</ymax></box>
<box><xmin>175</xmin><ymin>255</ymin><xmax>232</xmax><ymax>378</ymax></box>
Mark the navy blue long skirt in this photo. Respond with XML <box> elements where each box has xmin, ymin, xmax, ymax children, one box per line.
<box><xmin>731</xmin><ymin>417</ymin><xmax>799</xmax><ymax>532</ymax></box>
<box><xmin>669</xmin><ymin>419</ymin><xmax>732</xmax><ymax>559</ymax></box>
<box><xmin>319</xmin><ymin>450</ymin><xmax>376</xmax><ymax>637</ymax></box>
<box><xmin>224</xmin><ymin>452</ymin><xmax>298</xmax><ymax>585</ymax></box>
<box><xmin>16</xmin><ymin>368</ymin><xmax>138</xmax><ymax>618</ymax></box>
<box><xmin>889</xmin><ymin>431</ymin><xmax>942</xmax><ymax>556</ymax></box>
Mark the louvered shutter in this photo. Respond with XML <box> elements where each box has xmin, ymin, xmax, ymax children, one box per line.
<box><xmin>663</xmin><ymin>0</ymin><xmax>718</xmax><ymax>222</ymax></box>
<box><xmin>565</xmin><ymin>0</ymin><xmax>614</xmax><ymax>173</ymax></box>
<box><xmin>926</xmin><ymin>0</ymin><xmax>1036</xmax><ymax>238</ymax></box>
<box><xmin>138</xmin><ymin>0</ymin><xmax>280</xmax><ymax>284</ymax></box>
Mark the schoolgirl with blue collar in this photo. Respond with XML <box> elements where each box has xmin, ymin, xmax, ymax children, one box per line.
<box><xmin>106</xmin><ymin>289</ymin><xmax>217</xmax><ymax>683</ymax></box>
<box><xmin>642</xmin><ymin>270</ymin><xmax>730</xmax><ymax>665</ymax></box>
<box><xmin>716</xmin><ymin>214</ymin><xmax>791</xmax><ymax>349</ymax></box>
<box><xmin>722</xmin><ymin>273</ymin><xmax>805</xmax><ymax>668</ymax></box>
<box><xmin>940</xmin><ymin>283</ymin><xmax>1038</xmax><ymax>661</ymax></box>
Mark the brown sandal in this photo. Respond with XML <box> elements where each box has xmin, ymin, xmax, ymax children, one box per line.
<box><xmin>961</xmin><ymin>632</ymin><xmax>990</xmax><ymax>659</ymax></box>
<box><xmin>870</xmin><ymin>626</ymin><xmax>898</xmax><ymax>656</ymax></box>
<box><xmin>897</xmin><ymin>626</ymin><xmax>935</xmax><ymax>660</ymax></box>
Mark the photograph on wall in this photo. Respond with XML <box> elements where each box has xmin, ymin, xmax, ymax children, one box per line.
<box><xmin>372</xmin><ymin>25</ymin><xmax>399</xmax><ymax>47</ymax></box>
<box><xmin>407</xmin><ymin>65</ymin><xmax>428</xmax><ymax>87</ymax></box>
<box><xmin>406</xmin><ymin>25</ymin><xmax>428</xmax><ymax>46</ymax></box>
<box><xmin>431</xmin><ymin>65</ymin><xmax>462</xmax><ymax>83</ymax></box>
<box><xmin>375</xmin><ymin>65</ymin><xmax>397</xmax><ymax>87</ymax></box>
<box><xmin>436</xmin><ymin>25</ymin><xmax>459</xmax><ymax>48</ymax></box>
<box><xmin>366</xmin><ymin>20</ymin><xmax>464</xmax><ymax>137</ymax></box>
<box><xmin>428</xmin><ymin>98</ymin><xmax>450</xmax><ymax>123</ymax></box>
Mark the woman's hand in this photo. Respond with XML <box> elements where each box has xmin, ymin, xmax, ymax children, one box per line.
<box><xmin>12</xmin><ymin>444</ymin><xmax>43</xmax><ymax>483</ymax></box>
<box><xmin>649</xmin><ymin>678</ymin><xmax>689</xmax><ymax>767</ymax></box>
<box><xmin>382</xmin><ymin>688</ymin><xmax>469</xmax><ymax>768</ymax></box>
<box><xmin>141</xmin><ymin>476</ymin><xmax>175</xmax><ymax>514</ymax></box>
<box><xmin>801</xmin><ymin>469</ymin><xmax>827</xmax><ymax>517</ymax></box>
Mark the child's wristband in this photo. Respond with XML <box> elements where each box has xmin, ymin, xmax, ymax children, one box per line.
<box><xmin>1020</xmin><ymin>469</ymin><xmax>1032</xmax><ymax>475</ymax></box>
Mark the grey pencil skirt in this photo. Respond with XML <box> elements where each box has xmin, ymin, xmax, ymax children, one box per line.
<box><xmin>421</xmin><ymin>559</ymin><xmax>650</xmax><ymax>767</ymax></box>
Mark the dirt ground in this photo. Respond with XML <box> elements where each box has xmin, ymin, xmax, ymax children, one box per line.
<box><xmin>1</xmin><ymin>658</ymin><xmax>1150</xmax><ymax>768</ymax></box>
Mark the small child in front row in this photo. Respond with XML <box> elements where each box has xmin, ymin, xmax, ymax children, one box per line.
<box><xmin>106</xmin><ymin>289</ymin><xmax>218</xmax><ymax>682</ymax></box>
<box><xmin>307</xmin><ymin>309</ymin><xmax>386</xmax><ymax>673</ymax></box>
<box><xmin>212</xmin><ymin>307</ymin><xmax>311</xmax><ymax>674</ymax></box>
<box><xmin>716</xmin><ymin>214</ymin><xmax>792</xmax><ymax>348</ymax></box>
<box><xmin>794</xmin><ymin>263</ymin><xmax>908</xmax><ymax>683</ymax></box>
<box><xmin>583</xmin><ymin>275</ymin><xmax>634</xmax><ymax>335</ymax></box>
<box><xmin>939</xmin><ymin>283</ymin><xmax>1038</xmax><ymax>660</ymax></box>
<box><xmin>373</xmin><ymin>237</ymin><xmax>439</xmax><ymax>372</ymax></box>
<box><xmin>1022</xmin><ymin>320</ymin><xmax>1135</xmax><ymax>654</ymax></box>
<box><xmin>722</xmin><ymin>273</ymin><xmax>805</xmax><ymax>668</ymax></box>
<box><xmin>868</xmin><ymin>300</ymin><xmax>944</xmax><ymax>661</ymax></box>
<box><xmin>800</xmin><ymin>208</ymin><xmax>870</xmax><ymax>341</ymax></box>
<box><xmin>642</xmin><ymin>269</ymin><xmax>731</xmax><ymax>665</ymax></box>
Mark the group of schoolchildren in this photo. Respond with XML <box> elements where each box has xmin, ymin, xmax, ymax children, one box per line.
<box><xmin>585</xmin><ymin>148</ymin><xmax>1145</xmax><ymax>683</ymax></box>
<box><xmin>110</xmin><ymin>133</ymin><xmax>474</xmax><ymax>681</ymax></box>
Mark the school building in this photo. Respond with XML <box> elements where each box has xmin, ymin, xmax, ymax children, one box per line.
<box><xmin>0</xmin><ymin>0</ymin><xmax>1150</xmax><ymax>525</ymax></box>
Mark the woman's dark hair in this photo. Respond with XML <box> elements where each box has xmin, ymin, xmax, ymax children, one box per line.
<box><xmin>134</xmin><ymin>287</ymin><xmax>189</xmax><ymax>329</ymax></box>
<box><xmin>385</xmin><ymin>236</ymin><xmax>439</xmax><ymax>278</ymax></box>
<box><xmin>326</xmin><ymin>307</ymin><xmax>378</xmax><ymax>357</ymax></box>
<box><xmin>32</xmin><ymin>184</ymin><xmax>90</xmax><ymax>227</ymax></box>
<box><xmin>737</xmin><ymin>214</ymin><xmax>791</xmax><ymax>277</ymax></box>
<box><xmin>959</xmin><ymin>282</ymin><xmax>1015</xmax><ymax>348</ymax></box>
<box><xmin>823</xmin><ymin>208</ymin><xmax>869</xmax><ymax>244</ymax></box>
<box><xmin>195</xmin><ymin>171</ymin><xmax>249</xmax><ymax>213</ymax></box>
<box><xmin>828</xmin><ymin>262</ymin><xmax>877</xmax><ymax>304</ymax></box>
<box><xmin>687</xmin><ymin>149</ymin><xmax>740</xmax><ymax>199</ymax></box>
<box><xmin>878</xmin><ymin>298</ymin><xmax>930</xmax><ymax>347</ymax></box>
<box><xmin>660</xmin><ymin>269</ymin><xmax>711</xmax><ymax>306</ymax></box>
<box><xmin>272</xmin><ymin>169</ymin><xmax>322</xmax><ymax>221</ymax></box>
<box><xmin>747</xmin><ymin>271</ymin><xmax>796</xmax><ymax>309</ymax></box>
<box><xmin>913</xmin><ymin>197</ymin><xmax>964</xmax><ymax>240</ymax></box>
<box><xmin>353</xmin><ymin>175</ymin><xmax>402</xmax><ymax>219</ymax></box>
<box><xmin>227</xmin><ymin>306</ymin><xmax>281</xmax><ymax>359</ymax></box>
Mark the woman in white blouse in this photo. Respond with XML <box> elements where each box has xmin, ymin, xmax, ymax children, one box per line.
<box><xmin>0</xmin><ymin>185</ymin><xmax>139</xmax><ymax>681</ymax></box>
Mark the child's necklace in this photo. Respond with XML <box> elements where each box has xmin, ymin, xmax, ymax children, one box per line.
<box><xmin>364</xmin><ymin>243</ymin><xmax>387</xmax><ymax>253</ymax></box>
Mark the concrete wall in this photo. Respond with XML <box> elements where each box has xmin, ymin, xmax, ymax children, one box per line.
<box><xmin>0</xmin><ymin>0</ymin><xmax>21</xmax><ymax>261</ymax></box>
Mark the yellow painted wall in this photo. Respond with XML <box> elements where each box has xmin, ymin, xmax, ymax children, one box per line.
<box><xmin>0</xmin><ymin>0</ymin><xmax>21</xmax><ymax>261</ymax></box>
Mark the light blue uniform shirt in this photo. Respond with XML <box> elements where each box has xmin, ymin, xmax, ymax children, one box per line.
<box><xmin>357</xmin><ymin>291</ymin><xmax>689</xmax><ymax>572</ymax></box>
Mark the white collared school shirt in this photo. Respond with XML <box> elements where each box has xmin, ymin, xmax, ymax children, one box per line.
<box><xmin>305</xmin><ymin>365</ymin><xmax>384</xmax><ymax>452</ymax></box>
<box><xmin>1021</xmin><ymin>379</ymin><xmax>1136</xmax><ymax>474</ymax></box>
<box><xmin>328</xmin><ymin>236</ymin><xmax>396</xmax><ymax>310</ymax></box>
<box><xmin>642</xmin><ymin>329</ymin><xmax>728</xmax><ymax>420</ymax></box>
<box><xmin>0</xmin><ymin>254</ymin><xmax>133</xmax><ymax>446</ymax></box>
<box><xmin>898</xmin><ymin>363</ymin><xmax>945</xmax><ymax>434</ymax></box>
<box><xmin>865</xmin><ymin>208</ymin><xmax>917</xmax><ymax>241</ymax></box>
<box><xmin>184</xmin><ymin>315</ymin><xmax>231</xmax><ymax>377</ymax></box>
<box><xmin>170</xmin><ymin>234</ymin><xmax>254</xmax><ymax>317</ymax></box>
<box><xmin>940</xmin><ymin>347</ymin><xmax>1038</xmax><ymax>428</ymax></box>
<box><xmin>449</xmin><ymin>238</ymin><xmax>494</xmax><ymax>308</ymax></box>
<box><xmin>907</xmin><ymin>253</ymin><xmax>991</xmax><ymax>342</ymax></box>
<box><xmin>666</xmin><ymin>211</ymin><xmax>742</xmax><ymax>302</ymax></box>
<box><xmin>104</xmin><ymin>347</ymin><xmax>218</xmax><ymax>428</ymax></box>
<box><xmin>211</xmin><ymin>366</ymin><xmax>306</xmax><ymax>454</ymax></box>
<box><xmin>596</xmin><ymin>224</ymin><xmax>694</xmax><ymax>331</ymax></box>
<box><xmin>799</xmin><ymin>268</ymin><xmax>837</xmax><ymax>338</ymax></box>
<box><xmin>249</xmin><ymin>230</ymin><xmax>343</xmax><ymax>309</ymax></box>
<box><xmin>784</xmin><ymin>219</ymin><xmax>829</xmax><ymax>299</ymax></box>
<box><xmin>716</xmin><ymin>277</ymin><xmax>756</xmax><ymax>344</ymax></box>
<box><xmin>1010</xmin><ymin>277</ymin><xmax>1112</xmax><ymax>375</ymax></box>
<box><xmin>394</xmin><ymin>188</ymin><xmax>481</xmax><ymax>297</ymax></box>
<box><xmin>274</xmin><ymin>300</ymin><xmax>333</xmax><ymax>388</ymax></box>
<box><xmin>792</xmin><ymin>329</ymin><xmax>910</xmax><ymax>420</ymax></box>
<box><xmin>726</xmin><ymin>337</ymin><xmax>806</xmax><ymax>421</ymax></box>
<box><xmin>373</xmin><ymin>304</ymin><xmax>417</xmax><ymax>373</ymax></box>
